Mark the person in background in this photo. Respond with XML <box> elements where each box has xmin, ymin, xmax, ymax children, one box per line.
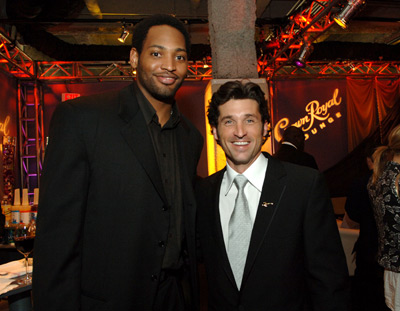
<box><xmin>196</xmin><ymin>80</ymin><xmax>349</xmax><ymax>310</ymax></box>
<box><xmin>274</xmin><ymin>125</ymin><xmax>319</xmax><ymax>170</ymax></box>
<box><xmin>345</xmin><ymin>143</ymin><xmax>389</xmax><ymax>311</ymax></box>
<box><xmin>368</xmin><ymin>124</ymin><xmax>400</xmax><ymax>311</ymax></box>
<box><xmin>33</xmin><ymin>14</ymin><xmax>203</xmax><ymax>311</ymax></box>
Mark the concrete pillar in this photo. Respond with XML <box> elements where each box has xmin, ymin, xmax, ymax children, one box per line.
<box><xmin>208</xmin><ymin>0</ymin><xmax>258</xmax><ymax>79</ymax></box>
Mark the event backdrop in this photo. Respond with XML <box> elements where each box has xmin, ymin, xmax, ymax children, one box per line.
<box><xmin>272</xmin><ymin>79</ymin><xmax>348</xmax><ymax>172</ymax></box>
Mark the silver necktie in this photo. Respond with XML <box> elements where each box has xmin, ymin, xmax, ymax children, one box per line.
<box><xmin>228</xmin><ymin>174</ymin><xmax>252</xmax><ymax>289</ymax></box>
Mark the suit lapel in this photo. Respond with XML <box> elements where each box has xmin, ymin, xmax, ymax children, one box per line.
<box><xmin>176</xmin><ymin>119</ymin><xmax>196</xmax><ymax>232</ymax></box>
<box><xmin>242</xmin><ymin>155</ymin><xmax>287</xmax><ymax>287</ymax></box>
<box><xmin>118</xmin><ymin>84</ymin><xmax>167</xmax><ymax>205</ymax></box>
<box><xmin>209</xmin><ymin>170</ymin><xmax>238</xmax><ymax>287</ymax></box>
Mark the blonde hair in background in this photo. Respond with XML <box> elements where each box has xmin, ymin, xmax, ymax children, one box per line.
<box><xmin>371</xmin><ymin>124</ymin><xmax>400</xmax><ymax>184</ymax></box>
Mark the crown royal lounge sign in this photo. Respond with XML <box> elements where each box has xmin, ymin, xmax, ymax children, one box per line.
<box><xmin>274</xmin><ymin>88</ymin><xmax>342</xmax><ymax>142</ymax></box>
<box><xmin>272</xmin><ymin>80</ymin><xmax>348</xmax><ymax>171</ymax></box>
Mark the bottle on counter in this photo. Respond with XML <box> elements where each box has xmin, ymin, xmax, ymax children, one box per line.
<box><xmin>1</xmin><ymin>195</ymin><xmax>12</xmax><ymax>226</ymax></box>
<box><xmin>20</xmin><ymin>188</ymin><xmax>31</xmax><ymax>225</ymax></box>
<box><xmin>11</xmin><ymin>188</ymin><xmax>21</xmax><ymax>225</ymax></box>
<box><xmin>31</xmin><ymin>188</ymin><xmax>39</xmax><ymax>222</ymax></box>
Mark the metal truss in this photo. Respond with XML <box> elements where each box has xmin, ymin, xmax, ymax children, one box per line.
<box><xmin>35</xmin><ymin>60</ymin><xmax>212</xmax><ymax>82</ymax></box>
<box><xmin>258</xmin><ymin>0</ymin><xmax>342</xmax><ymax>69</ymax></box>
<box><xmin>36</xmin><ymin>61</ymin><xmax>133</xmax><ymax>82</ymax></box>
<box><xmin>262</xmin><ymin>61</ymin><xmax>400</xmax><ymax>79</ymax></box>
<box><xmin>17</xmin><ymin>80</ymin><xmax>45</xmax><ymax>197</ymax></box>
<box><xmin>0</xmin><ymin>32</ymin><xmax>35</xmax><ymax>79</ymax></box>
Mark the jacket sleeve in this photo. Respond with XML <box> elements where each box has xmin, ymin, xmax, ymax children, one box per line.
<box><xmin>303</xmin><ymin>172</ymin><xmax>351</xmax><ymax>311</ymax></box>
<box><xmin>33</xmin><ymin>100</ymin><xmax>90</xmax><ymax>311</ymax></box>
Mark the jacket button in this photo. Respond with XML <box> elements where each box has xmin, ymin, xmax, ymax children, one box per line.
<box><xmin>151</xmin><ymin>274</ymin><xmax>158</xmax><ymax>281</ymax></box>
<box><xmin>158</xmin><ymin>240</ymin><xmax>165</xmax><ymax>248</ymax></box>
<box><xmin>162</xmin><ymin>205</ymin><xmax>169</xmax><ymax>211</ymax></box>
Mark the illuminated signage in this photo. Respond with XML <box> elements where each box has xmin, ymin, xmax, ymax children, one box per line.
<box><xmin>0</xmin><ymin>115</ymin><xmax>10</xmax><ymax>136</ymax></box>
<box><xmin>274</xmin><ymin>88</ymin><xmax>342</xmax><ymax>142</ymax></box>
<box><xmin>62</xmin><ymin>93</ymin><xmax>81</xmax><ymax>102</ymax></box>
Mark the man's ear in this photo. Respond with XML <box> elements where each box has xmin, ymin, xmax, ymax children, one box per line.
<box><xmin>130</xmin><ymin>48</ymin><xmax>139</xmax><ymax>69</ymax></box>
<box><xmin>212</xmin><ymin>126</ymin><xmax>219</xmax><ymax>141</ymax></box>
<box><xmin>263</xmin><ymin>122</ymin><xmax>269</xmax><ymax>137</ymax></box>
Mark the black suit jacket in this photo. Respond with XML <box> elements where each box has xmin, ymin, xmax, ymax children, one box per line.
<box><xmin>196</xmin><ymin>154</ymin><xmax>349</xmax><ymax>311</ymax></box>
<box><xmin>345</xmin><ymin>172</ymin><xmax>381</xmax><ymax>275</ymax></box>
<box><xmin>33</xmin><ymin>83</ymin><xmax>203</xmax><ymax>311</ymax></box>
<box><xmin>274</xmin><ymin>143</ymin><xmax>319</xmax><ymax>170</ymax></box>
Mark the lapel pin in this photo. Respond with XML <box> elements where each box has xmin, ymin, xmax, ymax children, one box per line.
<box><xmin>262</xmin><ymin>202</ymin><xmax>274</xmax><ymax>207</ymax></box>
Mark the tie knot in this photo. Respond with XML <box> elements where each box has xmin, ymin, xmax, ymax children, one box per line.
<box><xmin>234</xmin><ymin>174</ymin><xmax>248</xmax><ymax>190</ymax></box>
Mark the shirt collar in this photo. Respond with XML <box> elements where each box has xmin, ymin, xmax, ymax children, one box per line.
<box><xmin>134</xmin><ymin>82</ymin><xmax>180</xmax><ymax>127</ymax></box>
<box><xmin>224</xmin><ymin>153</ymin><xmax>268</xmax><ymax>195</ymax></box>
<box><xmin>282</xmin><ymin>141</ymin><xmax>297</xmax><ymax>149</ymax></box>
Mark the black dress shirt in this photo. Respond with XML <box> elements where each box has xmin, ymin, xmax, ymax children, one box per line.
<box><xmin>135</xmin><ymin>84</ymin><xmax>184</xmax><ymax>270</ymax></box>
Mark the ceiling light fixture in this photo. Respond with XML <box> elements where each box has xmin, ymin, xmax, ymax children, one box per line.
<box><xmin>294</xmin><ymin>41</ymin><xmax>313</xmax><ymax>68</ymax></box>
<box><xmin>118</xmin><ymin>24</ymin><xmax>130</xmax><ymax>43</ymax></box>
<box><xmin>334</xmin><ymin>0</ymin><xmax>366</xmax><ymax>29</ymax></box>
<box><xmin>202</xmin><ymin>57</ymin><xmax>211</xmax><ymax>68</ymax></box>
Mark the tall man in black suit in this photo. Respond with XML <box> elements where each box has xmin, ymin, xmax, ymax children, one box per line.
<box><xmin>33</xmin><ymin>14</ymin><xmax>203</xmax><ymax>311</ymax></box>
<box><xmin>196</xmin><ymin>81</ymin><xmax>349</xmax><ymax>310</ymax></box>
<box><xmin>344</xmin><ymin>144</ymin><xmax>389</xmax><ymax>311</ymax></box>
<box><xmin>274</xmin><ymin>125</ymin><xmax>319</xmax><ymax>170</ymax></box>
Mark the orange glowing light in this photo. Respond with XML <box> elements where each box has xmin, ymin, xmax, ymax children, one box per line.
<box><xmin>333</xmin><ymin>17</ymin><xmax>347</xmax><ymax>29</ymax></box>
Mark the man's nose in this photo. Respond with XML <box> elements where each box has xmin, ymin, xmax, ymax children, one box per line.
<box><xmin>161</xmin><ymin>55</ymin><xmax>176</xmax><ymax>72</ymax></box>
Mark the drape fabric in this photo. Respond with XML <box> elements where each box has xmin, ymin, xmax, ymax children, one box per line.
<box><xmin>346</xmin><ymin>78</ymin><xmax>400</xmax><ymax>151</ymax></box>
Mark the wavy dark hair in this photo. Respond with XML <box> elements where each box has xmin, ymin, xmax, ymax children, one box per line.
<box><xmin>131</xmin><ymin>14</ymin><xmax>191</xmax><ymax>56</ymax></box>
<box><xmin>207</xmin><ymin>80</ymin><xmax>271</xmax><ymax>140</ymax></box>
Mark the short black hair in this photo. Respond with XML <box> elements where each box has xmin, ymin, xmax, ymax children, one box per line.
<box><xmin>208</xmin><ymin>80</ymin><xmax>270</xmax><ymax>132</ymax></box>
<box><xmin>282</xmin><ymin>126</ymin><xmax>305</xmax><ymax>150</ymax></box>
<box><xmin>131</xmin><ymin>14</ymin><xmax>191</xmax><ymax>56</ymax></box>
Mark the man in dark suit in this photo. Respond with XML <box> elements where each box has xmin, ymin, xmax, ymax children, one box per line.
<box><xmin>33</xmin><ymin>14</ymin><xmax>203</xmax><ymax>311</ymax></box>
<box><xmin>274</xmin><ymin>125</ymin><xmax>319</xmax><ymax>170</ymax></box>
<box><xmin>344</xmin><ymin>144</ymin><xmax>389</xmax><ymax>311</ymax></box>
<box><xmin>196</xmin><ymin>81</ymin><xmax>349</xmax><ymax>310</ymax></box>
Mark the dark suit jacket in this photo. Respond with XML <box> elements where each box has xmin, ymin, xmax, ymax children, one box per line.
<box><xmin>33</xmin><ymin>83</ymin><xmax>203</xmax><ymax>311</ymax></box>
<box><xmin>196</xmin><ymin>154</ymin><xmax>349</xmax><ymax>311</ymax></box>
<box><xmin>274</xmin><ymin>143</ymin><xmax>319</xmax><ymax>170</ymax></box>
<box><xmin>345</xmin><ymin>172</ymin><xmax>381</xmax><ymax>275</ymax></box>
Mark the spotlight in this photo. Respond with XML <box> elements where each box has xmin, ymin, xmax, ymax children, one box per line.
<box><xmin>294</xmin><ymin>41</ymin><xmax>313</xmax><ymax>68</ymax></box>
<box><xmin>202</xmin><ymin>57</ymin><xmax>211</xmax><ymax>68</ymax></box>
<box><xmin>118</xmin><ymin>26</ymin><xmax>130</xmax><ymax>43</ymax></box>
<box><xmin>334</xmin><ymin>0</ymin><xmax>365</xmax><ymax>29</ymax></box>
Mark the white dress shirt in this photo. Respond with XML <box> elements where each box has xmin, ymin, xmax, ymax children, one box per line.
<box><xmin>282</xmin><ymin>141</ymin><xmax>297</xmax><ymax>149</ymax></box>
<box><xmin>219</xmin><ymin>153</ymin><xmax>268</xmax><ymax>249</ymax></box>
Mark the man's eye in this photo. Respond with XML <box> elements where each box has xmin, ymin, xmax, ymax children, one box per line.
<box><xmin>246</xmin><ymin>119</ymin><xmax>255</xmax><ymax>124</ymax></box>
<box><xmin>151</xmin><ymin>52</ymin><xmax>161</xmax><ymax>57</ymax></box>
<box><xmin>224</xmin><ymin>120</ymin><xmax>233</xmax><ymax>125</ymax></box>
<box><xmin>176</xmin><ymin>55</ymin><xmax>186</xmax><ymax>61</ymax></box>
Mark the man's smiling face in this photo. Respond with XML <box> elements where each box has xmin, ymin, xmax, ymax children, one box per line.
<box><xmin>213</xmin><ymin>98</ymin><xmax>268</xmax><ymax>173</ymax></box>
